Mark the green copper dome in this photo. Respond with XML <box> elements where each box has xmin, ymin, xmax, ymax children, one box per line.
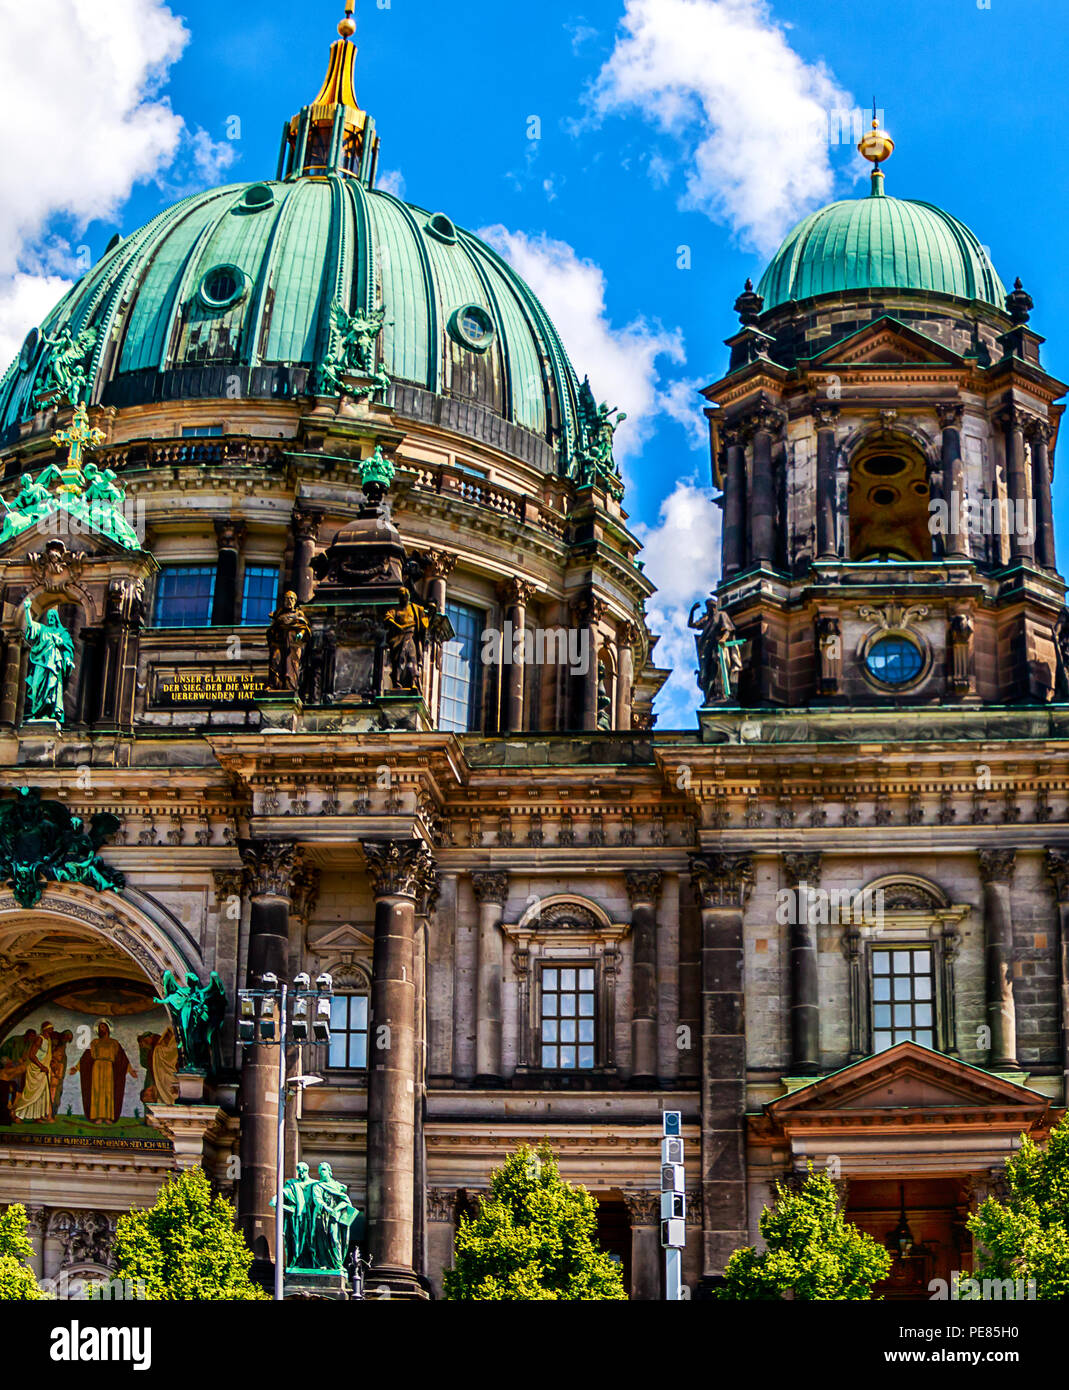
<box><xmin>0</xmin><ymin>175</ymin><xmax>588</xmax><ymax>467</ymax></box>
<box><xmin>756</xmin><ymin>180</ymin><xmax>1007</xmax><ymax>311</ymax></box>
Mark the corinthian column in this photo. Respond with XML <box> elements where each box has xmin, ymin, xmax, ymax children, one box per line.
<box><xmin>472</xmin><ymin>871</ymin><xmax>509</xmax><ymax>1083</ymax></box>
<box><xmin>616</xmin><ymin>622</ymin><xmax>637</xmax><ymax>731</ymax></box>
<box><xmin>363</xmin><ymin>837</ymin><xmax>436</xmax><ymax>1298</ymax></box>
<box><xmin>291</xmin><ymin>508</ymin><xmax>323</xmax><ymax>605</ymax></box>
<box><xmin>212</xmin><ymin>518</ymin><xmax>247</xmax><ymax>626</ymax></box>
<box><xmin>782</xmin><ymin>852</ymin><xmax>822</xmax><ymax>1074</ymax></box>
<box><xmin>978</xmin><ymin>848</ymin><xmax>1018</xmax><ymax>1070</ymax></box>
<box><xmin>936</xmin><ymin>403</ymin><xmax>968</xmax><ymax>561</ymax></box>
<box><xmin>626</xmin><ymin>871</ymin><xmax>663</xmax><ymax>1084</ymax></box>
<box><xmin>814</xmin><ymin>405</ymin><xmax>839</xmax><ymax>560</ymax></box>
<box><xmin>236</xmin><ymin>839</ymin><xmax>300</xmax><ymax>1265</ymax></box>
<box><xmin>690</xmin><ymin>851</ymin><xmax>754</xmax><ymax>1284</ymax></box>
<box><xmin>1045</xmin><ymin>849</ymin><xmax>1069</xmax><ymax>1106</ymax></box>
<box><xmin>721</xmin><ymin>426</ymin><xmax>746</xmax><ymax>579</ymax></box>
<box><xmin>999</xmin><ymin>408</ymin><xmax>1034</xmax><ymax>565</ymax></box>
<box><xmin>1029</xmin><ymin>422</ymin><xmax>1056</xmax><ymax>572</ymax></box>
<box><xmin>498</xmin><ymin>579</ymin><xmax>533</xmax><ymax>734</ymax></box>
<box><xmin>624</xmin><ymin>1191</ymin><xmax>662</xmax><ymax>1300</ymax></box>
<box><xmin>746</xmin><ymin>403</ymin><xmax>783</xmax><ymax>568</ymax></box>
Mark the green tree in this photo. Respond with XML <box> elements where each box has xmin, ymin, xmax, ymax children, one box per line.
<box><xmin>718</xmin><ymin>1167</ymin><xmax>892</xmax><ymax>1300</ymax></box>
<box><xmin>444</xmin><ymin>1143</ymin><xmax>627</xmax><ymax>1300</ymax></box>
<box><xmin>0</xmin><ymin>1204</ymin><xmax>46</xmax><ymax>1301</ymax></box>
<box><xmin>968</xmin><ymin>1114</ymin><xmax>1069</xmax><ymax>1299</ymax></box>
<box><xmin>112</xmin><ymin>1166</ymin><xmax>268</xmax><ymax>1301</ymax></box>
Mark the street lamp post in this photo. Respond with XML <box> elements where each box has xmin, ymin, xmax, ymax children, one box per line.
<box><xmin>660</xmin><ymin>1110</ymin><xmax>686</xmax><ymax>1300</ymax></box>
<box><xmin>237</xmin><ymin>970</ymin><xmax>334</xmax><ymax>1301</ymax></box>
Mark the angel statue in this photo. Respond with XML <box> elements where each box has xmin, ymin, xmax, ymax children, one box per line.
<box><xmin>33</xmin><ymin>324</ymin><xmax>99</xmax><ymax>408</ymax></box>
<box><xmin>318</xmin><ymin>299</ymin><xmax>391</xmax><ymax>395</ymax></box>
<box><xmin>155</xmin><ymin>970</ymin><xmax>227</xmax><ymax>1074</ymax></box>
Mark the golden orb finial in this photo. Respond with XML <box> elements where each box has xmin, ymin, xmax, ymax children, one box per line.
<box><xmin>338</xmin><ymin>1</ymin><xmax>356</xmax><ymax>38</ymax></box>
<box><xmin>857</xmin><ymin>100</ymin><xmax>894</xmax><ymax>167</ymax></box>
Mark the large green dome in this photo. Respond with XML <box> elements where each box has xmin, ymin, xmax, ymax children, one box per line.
<box><xmin>756</xmin><ymin>182</ymin><xmax>1007</xmax><ymax>311</ymax></box>
<box><xmin>0</xmin><ymin>174</ymin><xmax>587</xmax><ymax>467</ymax></box>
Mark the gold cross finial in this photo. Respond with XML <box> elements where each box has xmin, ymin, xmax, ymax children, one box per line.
<box><xmin>338</xmin><ymin>1</ymin><xmax>356</xmax><ymax>38</ymax></box>
<box><xmin>50</xmin><ymin>402</ymin><xmax>106</xmax><ymax>495</ymax></box>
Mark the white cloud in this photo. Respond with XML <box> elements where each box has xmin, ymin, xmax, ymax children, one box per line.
<box><xmin>591</xmin><ymin>0</ymin><xmax>856</xmax><ymax>254</ymax></box>
<box><xmin>633</xmin><ymin>479</ymin><xmax>722</xmax><ymax>726</ymax></box>
<box><xmin>661</xmin><ymin>377</ymin><xmax>710</xmax><ymax>451</ymax></box>
<box><xmin>0</xmin><ymin>274</ymin><xmax>76</xmax><ymax>377</ymax></box>
<box><xmin>376</xmin><ymin>167</ymin><xmax>407</xmax><ymax>199</ymax></box>
<box><xmin>0</xmin><ymin>0</ymin><xmax>233</xmax><ymax>367</ymax></box>
<box><xmin>478</xmin><ymin>224</ymin><xmax>685</xmax><ymax>463</ymax></box>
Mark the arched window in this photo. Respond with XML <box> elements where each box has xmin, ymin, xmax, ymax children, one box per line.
<box><xmin>847</xmin><ymin>440</ymin><xmax>932</xmax><ymax>562</ymax></box>
<box><xmin>840</xmin><ymin>877</ymin><xmax>971</xmax><ymax>1061</ymax></box>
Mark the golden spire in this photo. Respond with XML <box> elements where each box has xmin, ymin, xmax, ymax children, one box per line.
<box><xmin>278</xmin><ymin>0</ymin><xmax>380</xmax><ymax>184</ymax></box>
<box><xmin>858</xmin><ymin>99</ymin><xmax>894</xmax><ymax>196</ymax></box>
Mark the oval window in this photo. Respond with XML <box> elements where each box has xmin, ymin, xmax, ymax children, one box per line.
<box><xmin>865</xmin><ymin>636</ymin><xmax>923</xmax><ymax>686</ymax></box>
<box><xmin>426</xmin><ymin>212</ymin><xmax>458</xmax><ymax>244</ymax></box>
<box><xmin>199</xmin><ymin>264</ymin><xmax>248</xmax><ymax>310</ymax></box>
<box><xmin>448</xmin><ymin>304</ymin><xmax>495</xmax><ymax>353</ymax></box>
<box><xmin>240</xmin><ymin>183</ymin><xmax>274</xmax><ymax>211</ymax></box>
<box><xmin>18</xmin><ymin>328</ymin><xmax>39</xmax><ymax>373</ymax></box>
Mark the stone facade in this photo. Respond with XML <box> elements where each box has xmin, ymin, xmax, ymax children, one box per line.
<box><xmin>0</xmin><ymin>37</ymin><xmax>1066</xmax><ymax>1304</ymax></box>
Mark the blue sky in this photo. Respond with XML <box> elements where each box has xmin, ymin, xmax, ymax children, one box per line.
<box><xmin>1</xmin><ymin>0</ymin><xmax>1065</xmax><ymax>724</ymax></box>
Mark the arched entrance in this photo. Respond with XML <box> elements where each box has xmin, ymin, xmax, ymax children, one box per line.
<box><xmin>0</xmin><ymin>887</ymin><xmax>196</xmax><ymax>1148</ymax></box>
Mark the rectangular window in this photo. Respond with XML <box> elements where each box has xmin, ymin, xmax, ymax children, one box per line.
<box><xmin>327</xmin><ymin>995</ymin><xmax>368</xmax><ymax>1069</ymax></box>
<box><xmin>872</xmin><ymin>948</ymin><xmax>934</xmax><ymax>1051</ymax></box>
<box><xmin>181</xmin><ymin>425</ymin><xmax>223</xmax><ymax>438</ymax></box>
<box><xmin>540</xmin><ymin>966</ymin><xmax>596</xmax><ymax>1070</ymax></box>
<box><xmin>153</xmin><ymin>565</ymin><xmax>216</xmax><ymax>628</ymax></box>
<box><xmin>241</xmin><ymin>565</ymin><xmax>279</xmax><ymax>626</ymax></box>
<box><xmin>439</xmin><ymin>601</ymin><xmax>483</xmax><ymax>733</ymax></box>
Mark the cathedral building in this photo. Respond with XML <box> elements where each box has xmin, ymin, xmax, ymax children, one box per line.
<box><xmin>0</xmin><ymin>10</ymin><xmax>1064</xmax><ymax>1300</ymax></box>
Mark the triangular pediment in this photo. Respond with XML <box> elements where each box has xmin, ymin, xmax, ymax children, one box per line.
<box><xmin>768</xmin><ymin>1042</ymin><xmax>1048</xmax><ymax>1116</ymax></box>
<box><xmin>0</xmin><ymin>524</ymin><xmax>129</xmax><ymax>564</ymax></box>
<box><xmin>308</xmin><ymin>922</ymin><xmax>373</xmax><ymax>953</ymax></box>
<box><xmin>803</xmin><ymin>316</ymin><xmax>969</xmax><ymax>370</ymax></box>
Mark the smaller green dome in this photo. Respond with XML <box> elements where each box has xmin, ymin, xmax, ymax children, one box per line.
<box><xmin>757</xmin><ymin>180</ymin><xmax>1007</xmax><ymax>311</ymax></box>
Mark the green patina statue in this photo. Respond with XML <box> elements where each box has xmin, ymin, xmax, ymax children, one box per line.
<box><xmin>273</xmin><ymin>1160</ymin><xmax>361</xmax><ymax>1274</ymax></box>
<box><xmin>154</xmin><ymin>970</ymin><xmax>227</xmax><ymax>1074</ymax></box>
<box><xmin>318</xmin><ymin>298</ymin><xmax>391</xmax><ymax>400</ymax></box>
<box><xmin>359</xmin><ymin>444</ymin><xmax>396</xmax><ymax>507</ymax></box>
<box><xmin>0</xmin><ymin>786</ymin><xmax>124</xmax><ymax>909</ymax></box>
<box><xmin>22</xmin><ymin>601</ymin><xmax>74</xmax><ymax>723</ymax></box>
<box><xmin>0</xmin><ymin>403</ymin><xmax>140</xmax><ymax>551</ymax></box>
<box><xmin>33</xmin><ymin>324</ymin><xmax>98</xmax><ymax>409</ymax></box>
<box><xmin>570</xmin><ymin>375</ymin><xmax>626</xmax><ymax>499</ymax></box>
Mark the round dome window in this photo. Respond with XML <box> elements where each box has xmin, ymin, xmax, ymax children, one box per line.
<box><xmin>18</xmin><ymin>328</ymin><xmax>39</xmax><ymax>373</ymax></box>
<box><xmin>449</xmin><ymin>305</ymin><xmax>495</xmax><ymax>354</ymax></box>
<box><xmin>865</xmin><ymin>636</ymin><xmax>923</xmax><ymax>686</ymax></box>
<box><xmin>240</xmin><ymin>184</ymin><xmax>274</xmax><ymax>211</ymax></box>
<box><xmin>199</xmin><ymin>264</ymin><xmax>249</xmax><ymax>310</ymax></box>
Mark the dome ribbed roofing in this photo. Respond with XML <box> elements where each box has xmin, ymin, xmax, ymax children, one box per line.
<box><xmin>756</xmin><ymin>186</ymin><xmax>1007</xmax><ymax>311</ymax></box>
<box><xmin>0</xmin><ymin>175</ymin><xmax>586</xmax><ymax>464</ymax></box>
